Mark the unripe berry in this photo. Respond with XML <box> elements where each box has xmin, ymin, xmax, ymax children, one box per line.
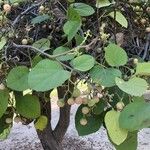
<box><xmin>22</xmin><ymin>39</ymin><xmax>28</xmax><ymax>45</ymax></box>
<box><xmin>88</xmin><ymin>100</ymin><xmax>96</xmax><ymax>107</ymax></box>
<box><xmin>133</xmin><ymin>58</ymin><xmax>138</xmax><ymax>64</ymax></box>
<box><xmin>146</xmin><ymin>27</ymin><xmax>150</xmax><ymax>33</ymax></box>
<box><xmin>82</xmin><ymin>107</ymin><xmax>90</xmax><ymax>114</ymax></box>
<box><xmin>0</xmin><ymin>83</ymin><xmax>5</xmax><ymax>90</ymax></box>
<box><xmin>57</xmin><ymin>99</ymin><xmax>65</xmax><ymax>107</ymax></box>
<box><xmin>3</xmin><ymin>4</ymin><xmax>11</xmax><ymax>13</ymax></box>
<box><xmin>5</xmin><ymin>118</ymin><xmax>13</xmax><ymax>124</ymax></box>
<box><xmin>67</xmin><ymin>98</ymin><xmax>75</xmax><ymax>105</ymax></box>
<box><xmin>75</xmin><ymin>97</ymin><xmax>83</xmax><ymax>104</ymax></box>
<box><xmin>82</xmin><ymin>98</ymin><xmax>88</xmax><ymax>104</ymax></box>
<box><xmin>72</xmin><ymin>88</ymin><xmax>81</xmax><ymax>98</ymax></box>
<box><xmin>14</xmin><ymin>116</ymin><xmax>22</xmax><ymax>123</ymax></box>
<box><xmin>146</xmin><ymin>7</ymin><xmax>150</xmax><ymax>13</ymax></box>
<box><xmin>39</xmin><ymin>5</ymin><xmax>45</xmax><ymax>11</ymax></box>
<box><xmin>116</xmin><ymin>102</ymin><xmax>125</xmax><ymax>111</ymax></box>
<box><xmin>93</xmin><ymin>96</ymin><xmax>100</xmax><ymax>103</ymax></box>
<box><xmin>140</xmin><ymin>18</ymin><xmax>147</xmax><ymax>25</ymax></box>
<box><xmin>80</xmin><ymin>118</ymin><xmax>87</xmax><ymax>126</ymax></box>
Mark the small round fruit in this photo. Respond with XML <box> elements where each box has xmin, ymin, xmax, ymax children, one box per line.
<box><xmin>39</xmin><ymin>5</ymin><xmax>45</xmax><ymax>11</ymax></box>
<box><xmin>0</xmin><ymin>83</ymin><xmax>5</xmax><ymax>90</ymax></box>
<box><xmin>93</xmin><ymin>96</ymin><xmax>99</xmax><ymax>103</ymax></box>
<box><xmin>75</xmin><ymin>97</ymin><xmax>83</xmax><ymax>104</ymax></box>
<box><xmin>67</xmin><ymin>98</ymin><xmax>75</xmax><ymax>105</ymax></box>
<box><xmin>82</xmin><ymin>107</ymin><xmax>89</xmax><ymax>114</ymax></box>
<box><xmin>88</xmin><ymin>100</ymin><xmax>96</xmax><ymax>107</ymax></box>
<box><xmin>5</xmin><ymin>118</ymin><xmax>13</xmax><ymax>124</ymax></box>
<box><xmin>133</xmin><ymin>58</ymin><xmax>138</xmax><ymax>64</ymax></box>
<box><xmin>14</xmin><ymin>116</ymin><xmax>22</xmax><ymax>123</ymax></box>
<box><xmin>116</xmin><ymin>102</ymin><xmax>125</xmax><ymax>111</ymax></box>
<box><xmin>57</xmin><ymin>99</ymin><xmax>65</xmax><ymax>107</ymax></box>
<box><xmin>3</xmin><ymin>4</ymin><xmax>11</xmax><ymax>13</ymax></box>
<box><xmin>140</xmin><ymin>18</ymin><xmax>147</xmax><ymax>24</ymax></box>
<box><xmin>146</xmin><ymin>27</ymin><xmax>150</xmax><ymax>33</ymax></box>
<box><xmin>146</xmin><ymin>7</ymin><xmax>150</xmax><ymax>13</ymax></box>
<box><xmin>22</xmin><ymin>39</ymin><xmax>28</xmax><ymax>45</ymax></box>
<box><xmin>72</xmin><ymin>88</ymin><xmax>81</xmax><ymax>97</ymax></box>
<box><xmin>80</xmin><ymin>118</ymin><xmax>87</xmax><ymax>126</ymax></box>
<box><xmin>82</xmin><ymin>98</ymin><xmax>88</xmax><ymax>104</ymax></box>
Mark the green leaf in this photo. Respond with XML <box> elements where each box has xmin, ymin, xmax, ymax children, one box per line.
<box><xmin>63</xmin><ymin>21</ymin><xmax>81</xmax><ymax>41</ymax></box>
<box><xmin>34</xmin><ymin>115</ymin><xmax>48</xmax><ymax>131</ymax></box>
<box><xmin>0</xmin><ymin>126</ymin><xmax>11</xmax><ymax>140</ymax></box>
<box><xmin>92</xmin><ymin>99</ymin><xmax>106</xmax><ymax>115</ymax></box>
<box><xmin>119</xmin><ymin>99</ymin><xmax>150</xmax><ymax>131</ymax></box>
<box><xmin>28</xmin><ymin>59</ymin><xmax>71</xmax><ymax>91</ymax></box>
<box><xmin>71</xmin><ymin>3</ymin><xmax>95</xmax><ymax>16</ymax></box>
<box><xmin>32</xmin><ymin>38</ymin><xmax>50</xmax><ymax>51</ymax></box>
<box><xmin>0</xmin><ymin>90</ymin><xmax>9</xmax><ymax>118</ymax></box>
<box><xmin>75</xmin><ymin>105</ymin><xmax>103</xmax><ymax>136</ymax></box>
<box><xmin>70</xmin><ymin>54</ymin><xmax>95</xmax><ymax>72</ymax></box>
<box><xmin>0</xmin><ymin>37</ymin><xmax>7</xmax><ymax>50</ymax></box>
<box><xmin>109</xmin><ymin>11</ymin><xmax>128</xmax><ymax>28</ymax></box>
<box><xmin>104</xmin><ymin>43</ymin><xmax>128</xmax><ymax>67</ymax></box>
<box><xmin>31</xmin><ymin>15</ymin><xmax>50</xmax><ymax>24</ymax></box>
<box><xmin>7</xmin><ymin>66</ymin><xmax>29</xmax><ymax>91</ymax></box>
<box><xmin>111</xmin><ymin>132</ymin><xmax>138</xmax><ymax>150</ymax></box>
<box><xmin>53</xmin><ymin>46</ymin><xmax>75</xmax><ymax>61</ymax></box>
<box><xmin>16</xmin><ymin>94</ymin><xmax>41</xmax><ymax>119</ymax></box>
<box><xmin>115</xmin><ymin>77</ymin><xmax>148</xmax><ymax>96</ymax></box>
<box><xmin>96</xmin><ymin>0</ymin><xmax>112</xmax><ymax>8</ymax></box>
<box><xmin>32</xmin><ymin>55</ymin><xmax>43</xmax><ymax>67</ymax></box>
<box><xmin>64</xmin><ymin>7</ymin><xmax>81</xmax><ymax>41</ymax></box>
<box><xmin>105</xmin><ymin>110</ymin><xmax>128</xmax><ymax>145</ymax></box>
<box><xmin>90</xmin><ymin>65</ymin><xmax>122</xmax><ymax>87</ymax></box>
<box><xmin>136</xmin><ymin>62</ymin><xmax>150</xmax><ymax>76</ymax></box>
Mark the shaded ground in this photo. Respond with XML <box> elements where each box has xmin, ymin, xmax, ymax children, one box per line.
<box><xmin>0</xmin><ymin>102</ymin><xmax>150</xmax><ymax>150</ymax></box>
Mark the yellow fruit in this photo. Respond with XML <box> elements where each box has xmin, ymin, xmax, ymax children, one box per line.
<box><xmin>67</xmin><ymin>98</ymin><xmax>75</xmax><ymax>105</ymax></box>
<box><xmin>5</xmin><ymin>118</ymin><xmax>13</xmax><ymax>124</ymax></box>
<box><xmin>116</xmin><ymin>102</ymin><xmax>125</xmax><ymax>111</ymax></box>
<box><xmin>93</xmin><ymin>96</ymin><xmax>100</xmax><ymax>103</ymax></box>
<box><xmin>88</xmin><ymin>100</ymin><xmax>96</xmax><ymax>107</ymax></box>
<box><xmin>3</xmin><ymin>4</ymin><xmax>11</xmax><ymax>13</ymax></box>
<box><xmin>72</xmin><ymin>88</ymin><xmax>81</xmax><ymax>97</ymax></box>
<box><xmin>75</xmin><ymin>97</ymin><xmax>83</xmax><ymax>104</ymax></box>
<box><xmin>57</xmin><ymin>99</ymin><xmax>65</xmax><ymax>107</ymax></box>
<box><xmin>80</xmin><ymin>118</ymin><xmax>87</xmax><ymax>126</ymax></box>
<box><xmin>21</xmin><ymin>39</ymin><xmax>28</xmax><ymax>45</ymax></box>
<box><xmin>82</xmin><ymin>107</ymin><xmax>89</xmax><ymax>114</ymax></box>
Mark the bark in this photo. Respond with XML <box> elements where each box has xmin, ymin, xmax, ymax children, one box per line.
<box><xmin>36</xmin><ymin>78</ymin><xmax>75</xmax><ymax>150</ymax></box>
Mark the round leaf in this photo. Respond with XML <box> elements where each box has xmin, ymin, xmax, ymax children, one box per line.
<box><xmin>105</xmin><ymin>110</ymin><xmax>128</xmax><ymax>145</ymax></box>
<box><xmin>115</xmin><ymin>77</ymin><xmax>148</xmax><ymax>96</ymax></box>
<box><xmin>75</xmin><ymin>105</ymin><xmax>103</xmax><ymax>136</ymax></box>
<box><xmin>136</xmin><ymin>62</ymin><xmax>150</xmax><ymax>76</ymax></box>
<box><xmin>16</xmin><ymin>95</ymin><xmax>41</xmax><ymax>119</ymax></box>
<box><xmin>7</xmin><ymin>66</ymin><xmax>29</xmax><ymax>91</ymax></box>
<box><xmin>90</xmin><ymin>65</ymin><xmax>121</xmax><ymax>87</ymax></box>
<box><xmin>70</xmin><ymin>55</ymin><xmax>95</xmax><ymax>72</ymax></box>
<box><xmin>28</xmin><ymin>59</ymin><xmax>71</xmax><ymax>91</ymax></box>
<box><xmin>105</xmin><ymin>43</ymin><xmax>128</xmax><ymax>67</ymax></box>
<box><xmin>119</xmin><ymin>100</ymin><xmax>150</xmax><ymax>131</ymax></box>
<box><xmin>71</xmin><ymin>3</ymin><xmax>95</xmax><ymax>16</ymax></box>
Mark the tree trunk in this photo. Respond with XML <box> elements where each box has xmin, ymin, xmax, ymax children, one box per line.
<box><xmin>36</xmin><ymin>78</ymin><xmax>75</xmax><ymax>150</ymax></box>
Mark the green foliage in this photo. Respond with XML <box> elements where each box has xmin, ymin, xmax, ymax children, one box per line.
<box><xmin>7</xmin><ymin>66</ymin><xmax>29</xmax><ymax>91</ymax></box>
<box><xmin>16</xmin><ymin>94</ymin><xmax>41</xmax><ymax>119</ymax></box>
<box><xmin>96</xmin><ymin>0</ymin><xmax>112</xmax><ymax>8</ymax></box>
<box><xmin>75</xmin><ymin>105</ymin><xmax>103</xmax><ymax>136</ymax></box>
<box><xmin>70</xmin><ymin>54</ymin><xmax>95</xmax><ymax>72</ymax></box>
<box><xmin>31</xmin><ymin>15</ymin><xmax>50</xmax><ymax>24</ymax></box>
<box><xmin>0</xmin><ymin>37</ymin><xmax>7</xmax><ymax>50</ymax></box>
<box><xmin>28</xmin><ymin>59</ymin><xmax>71</xmax><ymax>91</ymax></box>
<box><xmin>135</xmin><ymin>63</ymin><xmax>150</xmax><ymax>75</ymax></box>
<box><xmin>115</xmin><ymin>77</ymin><xmax>148</xmax><ymax>96</ymax></box>
<box><xmin>0</xmin><ymin>90</ymin><xmax>9</xmax><ymax>118</ymax></box>
<box><xmin>90</xmin><ymin>65</ymin><xmax>122</xmax><ymax>87</ymax></box>
<box><xmin>105</xmin><ymin>110</ymin><xmax>128</xmax><ymax>145</ymax></box>
<box><xmin>104</xmin><ymin>43</ymin><xmax>128</xmax><ymax>67</ymax></box>
<box><xmin>119</xmin><ymin>98</ymin><xmax>150</xmax><ymax>131</ymax></box>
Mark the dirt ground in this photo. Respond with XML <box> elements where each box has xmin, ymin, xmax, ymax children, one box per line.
<box><xmin>0</xmin><ymin>100</ymin><xmax>150</xmax><ymax>150</ymax></box>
